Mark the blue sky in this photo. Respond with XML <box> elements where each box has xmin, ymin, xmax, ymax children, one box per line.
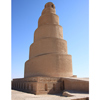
<box><xmin>12</xmin><ymin>0</ymin><xmax>89</xmax><ymax>79</ymax></box>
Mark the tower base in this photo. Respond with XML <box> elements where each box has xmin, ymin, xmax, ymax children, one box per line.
<box><xmin>12</xmin><ymin>76</ymin><xmax>64</xmax><ymax>95</ymax></box>
<box><xmin>12</xmin><ymin>76</ymin><xmax>89</xmax><ymax>95</ymax></box>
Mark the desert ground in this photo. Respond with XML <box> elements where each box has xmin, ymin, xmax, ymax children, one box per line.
<box><xmin>11</xmin><ymin>90</ymin><xmax>89</xmax><ymax>100</ymax></box>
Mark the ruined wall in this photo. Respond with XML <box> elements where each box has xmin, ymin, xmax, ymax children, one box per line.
<box><xmin>63</xmin><ymin>78</ymin><xmax>89</xmax><ymax>92</ymax></box>
<box><xmin>12</xmin><ymin>77</ymin><xmax>38</xmax><ymax>94</ymax></box>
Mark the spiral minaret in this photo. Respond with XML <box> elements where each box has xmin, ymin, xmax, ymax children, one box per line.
<box><xmin>24</xmin><ymin>2</ymin><xmax>73</xmax><ymax>78</ymax></box>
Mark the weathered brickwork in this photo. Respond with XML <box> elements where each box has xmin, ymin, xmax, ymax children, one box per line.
<box><xmin>62</xmin><ymin>78</ymin><xmax>89</xmax><ymax>93</ymax></box>
<box><xmin>12</xmin><ymin>77</ymin><xmax>63</xmax><ymax>94</ymax></box>
<box><xmin>12</xmin><ymin>76</ymin><xmax>89</xmax><ymax>94</ymax></box>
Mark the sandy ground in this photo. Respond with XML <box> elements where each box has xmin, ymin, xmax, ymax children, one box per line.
<box><xmin>11</xmin><ymin>90</ymin><xmax>89</xmax><ymax>100</ymax></box>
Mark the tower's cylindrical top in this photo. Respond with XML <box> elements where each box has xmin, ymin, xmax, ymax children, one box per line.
<box><xmin>44</xmin><ymin>2</ymin><xmax>55</xmax><ymax>9</ymax></box>
<box><xmin>38</xmin><ymin>2</ymin><xmax>58</xmax><ymax>27</ymax></box>
<box><xmin>35</xmin><ymin>2</ymin><xmax>61</xmax><ymax>41</ymax></box>
<box><xmin>41</xmin><ymin>2</ymin><xmax>56</xmax><ymax>15</ymax></box>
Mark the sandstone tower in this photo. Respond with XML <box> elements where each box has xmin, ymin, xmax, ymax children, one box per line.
<box><xmin>12</xmin><ymin>2</ymin><xmax>89</xmax><ymax>95</ymax></box>
<box><xmin>24</xmin><ymin>2</ymin><xmax>73</xmax><ymax>78</ymax></box>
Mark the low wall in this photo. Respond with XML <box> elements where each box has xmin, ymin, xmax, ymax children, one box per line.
<box><xmin>63</xmin><ymin>78</ymin><xmax>89</xmax><ymax>93</ymax></box>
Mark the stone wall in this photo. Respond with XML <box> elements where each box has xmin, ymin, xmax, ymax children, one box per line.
<box><xmin>62</xmin><ymin>78</ymin><xmax>89</xmax><ymax>93</ymax></box>
<box><xmin>12</xmin><ymin>77</ymin><xmax>63</xmax><ymax>95</ymax></box>
<box><xmin>12</xmin><ymin>77</ymin><xmax>38</xmax><ymax>94</ymax></box>
<box><xmin>12</xmin><ymin>77</ymin><xmax>89</xmax><ymax>94</ymax></box>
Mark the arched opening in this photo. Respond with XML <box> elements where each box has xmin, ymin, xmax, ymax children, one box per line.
<box><xmin>23</xmin><ymin>83</ymin><xmax>24</xmax><ymax>89</ymax></box>
<box><xmin>19</xmin><ymin>83</ymin><xmax>20</xmax><ymax>89</ymax></box>
<box><xmin>19</xmin><ymin>83</ymin><xmax>21</xmax><ymax>89</ymax></box>
<box><xmin>21</xmin><ymin>83</ymin><xmax>23</xmax><ymax>89</ymax></box>
<box><xmin>17</xmin><ymin>83</ymin><xmax>18</xmax><ymax>89</ymax></box>
<box><xmin>53</xmin><ymin>84</ymin><xmax>55</xmax><ymax>91</ymax></box>
<box><xmin>45</xmin><ymin>84</ymin><xmax>47</xmax><ymax>91</ymax></box>
<box><xmin>24</xmin><ymin>83</ymin><xmax>25</xmax><ymax>90</ymax></box>
<box><xmin>60</xmin><ymin>81</ymin><xmax>65</xmax><ymax>90</ymax></box>
<box><xmin>51</xmin><ymin>4</ymin><xmax>54</xmax><ymax>8</ymax></box>
<box><xmin>62</xmin><ymin>81</ymin><xmax>65</xmax><ymax>90</ymax></box>
<box><xmin>14</xmin><ymin>83</ymin><xmax>15</xmax><ymax>88</ymax></box>
<box><xmin>29</xmin><ymin>84</ymin><xmax>31</xmax><ymax>90</ymax></box>
<box><xmin>16</xmin><ymin>83</ymin><xmax>17</xmax><ymax>88</ymax></box>
<box><xmin>27</xmin><ymin>84</ymin><xmax>29</xmax><ymax>90</ymax></box>
<box><xmin>15</xmin><ymin>83</ymin><xmax>16</xmax><ymax>88</ymax></box>
<box><xmin>17</xmin><ymin>83</ymin><xmax>18</xmax><ymax>88</ymax></box>
<box><xmin>31</xmin><ymin>84</ymin><xmax>33</xmax><ymax>91</ymax></box>
<box><xmin>15</xmin><ymin>83</ymin><xmax>17</xmax><ymax>88</ymax></box>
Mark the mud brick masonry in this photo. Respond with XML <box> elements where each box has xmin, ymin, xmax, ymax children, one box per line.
<box><xmin>12</xmin><ymin>2</ymin><xmax>89</xmax><ymax>95</ymax></box>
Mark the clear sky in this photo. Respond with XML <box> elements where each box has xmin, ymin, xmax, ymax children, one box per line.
<box><xmin>12</xmin><ymin>0</ymin><xmax>89</xmax><ymax>79</ymax></box>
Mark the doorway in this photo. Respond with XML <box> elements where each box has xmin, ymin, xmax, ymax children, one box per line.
<box><xmin>45</xmin><ymin>84</ymin><xmax>47</xmax><ymax>91</ymax></box>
